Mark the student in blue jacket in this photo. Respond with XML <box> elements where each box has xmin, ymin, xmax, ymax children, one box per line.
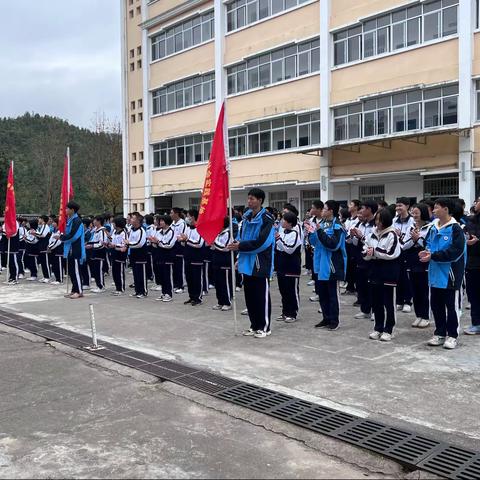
<box><xmin>419</xmin><ymin>198</ymin><xmax>466</xmax><ymax>350</ymax></box>
<box><xmin>227</xmin><ymin>188</ymin><xmax>275</xmax><ymax>338</ymax></box>
<box><xmin>309</xmin><ymin>200</ymin><xmax>347</xmax><ymax>330</ymax></box>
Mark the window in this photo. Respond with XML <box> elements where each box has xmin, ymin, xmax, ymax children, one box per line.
<box><xmin>129</xmin><ymin>49</ymin><xmax>135</xmax><ymax>59</ymax></box>
<box><xmin>129</xmin><ymin>0</ymin><xmax>133</xmax><ymax>5</ymax></box>
<box><xmin>269</xmin><ymin>191</ymin><xmax>288</xmax><ymax>211</ymax></box>
<box><xmin>136</xmin><ymin>6</ymin><xmax>141</xmax><ymax>15</ymax></box>
<box><xmin>139</xmin><ymin>164</ymin><xmax>144</xmax><ymax>173</ymax></box>
<box><xmin>133</xmin><ymin>203</ymin><xmax>138</xmax><ymax>211</ymax></box>
<box><xmin>138</xmin><ymin>98</ymin><xmax>143</xmax><ymax>109</ymax></box>
<box><xmin>137</xmin><ymin>59</ymin><xmax>142</xmax><ymax>69</ymax></box>
<box><xmin>424</xmin><ymin>174</ymin><xmax>459</xmax><ymax>198</ymax></box>
<box><xmin>152</xmin><ymin>72</ymin><xmax>215</xmax><ymax>115</ymax></box>
<box><xmin>153</xmin><ymin>133</ymin><xmax>214</xmax><ymax>168</ymax></box>
<box><xmin>139</xmin><ymin>151</ymin><xmax>144</xmax><ymax>160</ymax></box>
<box><xmin>131</xmin><ymin>114</ymin><xmax>136</xmax><ymax>123</ymax></box>
<box><xmin>333</xmin><ymin>84</ymin><xmax>458</xmax><ymax>142</ymax></box>
<box><xmin>131</xmin><ymin>101</ymin><xmax>135</xmax><ymax>110</ymax></box>
<box><xmin>151</xmin><ymin>11</ymin><xmax>214</xmax><ymax>61</ymax></box>
<box><xmin>137</xmin><ymin>46</ymin><xmax>142</xmax><ymax>55</ymax></box>
<box><xmin>227</xmin><ymin>0</ymin><xmax>310</xmax><ymax>32</ymax></box>
<box><xmin>132</xmin><ymin>166</ymin><xmax>137</xmax><ymax>174</ymax></box>
<box><xmin>229</xmin><ymin>111</ymin><xmax>320</xmax><ymax>157</ymax></box>
<box><xmin>140</xmin><ymin>203</ymin><xmax>145</xmax><ymax>211</ymax></box>
<box><xmin>138</xmin><ymin>112</ymin><xmax>143</xmax><ymax>121</ymax></box>
<box><xmin>333</xmin><ymin>0</ymin><xmax>458</xmax><ymax>66</ymax></box>
<box><xmin>359</xmin><ymin>185</ymin><xmax>385</xmax><ymax>203</ymax></box>
<box><xmin>129</xmin><ymin>63</ymin><xmax>135</xmax><ymax>72</ymax></box>
<box><xmin>189</xmin><ymin>197</ymin><xmax>201</xmax><ymax>209</ymax></box>
<box><xmin>302</xmin><ymin>189</ymin><xmax>320</xmax><ymax>217</ymax></box>
<box><xmin>129</xmin><ymin>9</ymin><xmax>134</xmax><ymax>19</ymax></box>
<box><xmin>227</xmin><ymin>38</ymin><xmax>319</xmax><ymax>95</ymax></box>
<box><xmin>132</xmin><ymin>152</ymin><xmax>137</xmax><ymax>162</ymax></box>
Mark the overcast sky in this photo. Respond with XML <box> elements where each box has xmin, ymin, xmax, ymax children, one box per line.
<box><xmin>0</xmin><ymin>1</ymin><xmax>121</xmax><ymax>130</ymax></box>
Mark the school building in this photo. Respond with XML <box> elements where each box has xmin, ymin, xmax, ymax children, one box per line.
<box><xmin>121</xmin><ymin>0</ymin><xmax>480</xmax><ymax>216</ymax></box>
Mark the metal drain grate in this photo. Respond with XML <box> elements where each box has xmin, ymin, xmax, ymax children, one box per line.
<box><xmin>1</xmin><ymin>310</ymin><xmax>479</xmax><ymax>479</ymax></box>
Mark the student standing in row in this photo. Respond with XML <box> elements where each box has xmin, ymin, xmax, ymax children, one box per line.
<box><xmin>343</xmin><ymin>199</ymin><xmax>360</xmax><ymax>295</ymax></box>
<box><xmin>363</xmin><ymin>209</ymin><xmax>401</xmax><ymax>342</ymax></box>
<box><xmin>126</xmin><ymin>212</ymin><xmax>148</xmax><ymax>298</ymax></box>
<box><xmin>33</xmin><ymin>215</ymin><xmax>51</xmax><ymax>283</ymax></box>
<box><xmin>25</xmin><ymin>219</ymin><xmax>39</xmax><ymax>281</ymax></box>
<box><xmin>275</xmin><ymin>211</ymin><xmax>303</xmax><ymax>323</ymax></box>
<box><xmin>228</xmin><ymin>188</ymin><xmax>275</xmax><ymax>338</ymax></box>
<box><xmin>109</xmin><ymin>217</ymin><xmax>128</xmax><ymax>296</ymax></box>
<box><xmin>48</xmin><ymin>217</ymin><xmax>64</xmax><ymax>285</ymax></box>
<box><xmin>87</xmin><ymin>215</ymin><xmax>108</xmax><ymax>294</ymax></box>
<box><xmin>309</xmin><ymin>200</ymin><xmax>346</xmax><ymax>330</ymax></box>
<box><xmin>420</xmin><ymin>198</ymin><xmax>466</xmax><ymax>350</ymax></box>
<box><xmin>171</xmin><ymin>207</ymin><xmax>186</xmax><ymax>294</ymax></box>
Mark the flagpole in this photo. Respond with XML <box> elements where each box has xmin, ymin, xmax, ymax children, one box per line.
<box><xmin>5</xmin><ymin>238</ymin><xmax>10</xmax><ymax>284</ymax></box>
<box><xmin>65</xmin><ymin>147</ymin><xmax>70</xmax><ymax>295</ymax></box>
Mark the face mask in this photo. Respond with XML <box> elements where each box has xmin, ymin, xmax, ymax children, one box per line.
<box><xmin>185</xmin><ymin>217</ymin><xmax>192</xmax><ymax>226</ymax></box>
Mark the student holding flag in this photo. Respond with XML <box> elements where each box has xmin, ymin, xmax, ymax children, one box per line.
<box><xmin>2</xmin><ymin>162</ymin><xmax>19</xmax><ymax>285</ymax></box>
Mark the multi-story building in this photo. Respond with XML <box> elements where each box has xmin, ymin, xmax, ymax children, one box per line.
<box><xmin>121</xmin><ymin>0</ymin><xmax>480</xmax><ymax>216</ymax></box>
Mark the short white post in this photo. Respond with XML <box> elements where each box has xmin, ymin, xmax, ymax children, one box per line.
<box><xmin>89</xmin><ymin>304</ymin><xmax>98</xmax><ymax>348</ymax></box>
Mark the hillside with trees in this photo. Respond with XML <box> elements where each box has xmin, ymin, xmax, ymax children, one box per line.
<box><xmin>0</xmin><ymin>113</ymin><xmax>123</xmax><ymax>216</ymax></box>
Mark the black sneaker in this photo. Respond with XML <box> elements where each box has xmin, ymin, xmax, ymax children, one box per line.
<box><xmin>315</xmin><ymin>320</ymin><xmax>329</xmax><ymax>328</ymax></box>
<box><xmin>184</xmin><ymin>299</ymin><xmax>193</xmax><ymax>305</ymax></box>
<box><xmin>191</xmin><ymin>300</ymin><xmax>203</xmax><ymax>306</ymax></box>
<box><xmin>328</xmin><ymin>324</ymin><xmax>339</xmax><ymax>331</ymax></box>
<box><xmin>352</xmin><ymin>300</ymin><xmax>360</xmax><ymax>307</ymax></box>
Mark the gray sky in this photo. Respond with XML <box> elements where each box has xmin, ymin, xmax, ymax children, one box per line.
<box><xmin>0</xmin><ymin>0</ymin><xmax>121</xmax><ymax>130</ymax></box>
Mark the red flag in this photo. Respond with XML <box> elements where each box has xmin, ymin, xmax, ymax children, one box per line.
<box><xmin>196</xmin><ymin>103</ymin><xmax>229</xmax><ymax>244</ymax></box>
<box><xmin>4</xmin><ymin>162</ymin><xmax>17</xmax><ymax>238</ymax></box>
<box><xmin>57</xmin><ymin>151</ymin><xmax>74</xmax><ymax>233</ymax></box>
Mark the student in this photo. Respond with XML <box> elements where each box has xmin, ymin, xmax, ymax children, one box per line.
<box><xmin>102</xmin><ymin>213</ymin><xmax>113</xmax><ymax>276</ymax></box>
<box><xmin>211</xmin><ymin>217</ymin><xmax>237</xmax><ymax>311</ymax></box>
<box><xmin>150</xmin><ymin>215</ymin><xmax>164</xmax><ymax>291</ymax></box>
<box><xmin>58</xmin><ymin>201</ymin><xmax>86</xmax><ymax>299</ymax></box>
<box><xmin>363</xmin><ymin>209</ymin><xmax>401</xmax><ymax>341</ymax></box>
<box><xmin>309</xmin><ymin>200</ymin><xmax>346</xmax><ymax>330</ymax></box>
<box><xmin>464</xmin><ymin>196</ymin><xmax>480</xmax><ymax>335</ymax></box>
<box><xmin>404</xmin><ymin>203</ymin><xmax>432</xmax><ymax>328</ymax></box>
<box><xmin>17</xmin><ymin>217</ymin><xmax>27</xmax><ymax>279</ymax></box>
<box><xmin>87</xmin><ymin>215</ymin><xmax>108</xmax><ymax>293</ymax></box>
<box><xmin>144</xmin><ymin>214</ymin><xmax>155</xmax><ymax>283</ymax></box>
<box><xmin>170</xmin><ymin>207</ymin><xmax>187</xmax><ymax>293</ymax></box>
<box><xmin>151</xmin><ymin>215</ymin><xmax>176</xmax><ymax>302</ymax></box>
<box><xmin>0</xmin><ymin>219</ymin><xmax>20</xmax><ymax>284</ymax></box>
<box><xmin>275</xmin><ymin>211</ymin><xmax>303</xmax><ymax>323</ymax></box>
<box><xmin>420</xmin><ymin>198</ymin><xmax>466</xmax><ymax>350</ymax></box>
<box><xmin>109</xmin><ymin>217</ymin><xmax>128</xmax><ymax>296</ymax></box>
<box><xmin>350</xmin><ymin>200</ymin><xmax>378</xmax><ymax>319</ymax></box>
<box><xmin>178</xmin><ymin>209</ymin><xmax>205</xmax><ymax>306</ymax></box>
<box><xmin>25</xmin><ymin>219</ymin><xmax>39</xmax><ymax>281</ymax></box>
<box><xmin>32</xmin><ymin>215</ymin><xmax>51</xmax><ymax>283</ymax></box>
<box><xmin>344</xmin><ymin>199</ymin><xmax>360</xmax><ymax>295</ymax></box>
<box><xmin>80</xmin><ymin>218</ymin><xmax>93</xmax><ymax>290</ymax></box>
<box><xmin>227</xmin><ymin>188</ymin><xmax>275</xmax><ymax>338</ymax></box>
<box><xmin>393</xmin><ymin>197</ymin><xmax>415</xmax><ymax>313</ymax></box>
<box><xmin>304</xmin><ymin>200</ymin><xmax>324</xmax><ymax>299</ymax></box>
<box><xmin>48</xmin><ymin>217</ymin><xmax>64</xmax><ymax>284</ymax></box>
<box><xmin>126</xmin><ymin>212</ymin><xmax>148</xmax><ymax>298</ymax></box>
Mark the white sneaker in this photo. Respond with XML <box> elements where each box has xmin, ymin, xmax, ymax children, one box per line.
<box><xmin>155</xmin><ymin>295</ymin><xmax>164</xmax><ymax>301</ymax></box>
<box><xmin>212</xmin><ymin>304</ymin><xmax>222</xmax><ymax>310</ymax></box>
<box><xmin>83</xmin><ymin>285</ymin><xmax>91</xmax><ymax>290</ymax></box>
<box><xmin>443</xmin><ymin>336</ymin><xmax>458</xmax><ymax>349</ymax></box>
<box><xmin>354</xmin><ymin>312</ymin><xmax>370</xmax><ymax>319</ymax></box>
<box><xmin>153</xmin><ymin>285</ymin><xmax>163</xmax><ymax>291</ymax></box>
<box><xmin>235</xmin><ymin>286</ymin><xmax>242</xmax><ymax>292</ymax></box>
<box><xmin>284</xmin><ymin>317</ymin><xmax>296</xmax><ymax>323</ymax></box>
<box><xmin>242</xmin><ymin>328</ymin><xmax>255</xmax><ymax>336</ymax></box>
<box><xmin>380</xmin><ymin>332</ymin><xmax>392</xmax><ymax>342</ymax></box>
<box><xmin>309</xmin><ymin>295</ymin><xmax>319</xmax><ymax>302</ymax></box>
<box><xmin>241</xmin><ymin>308</ymin><xmax>249</xmax><ymax>316</ymax></box>
<box><xmin>112</xmin><ymin>291</ymin><xmax>123</xmax><ymax>296</ymax></box>
<box><xmin>417</xmin><ymin>319</ymin><xmax>430</xmax><ymax>329</ymax></box>
<box><xmin>50</xmin><ymin>281</ymin><xmax>61</xmax><ymax>285</ymax></box>
<box><xmin>307</xmin><ymin>280</ymin><xmax>315</xmax><ymax>286</ymax></box>
<box><xmin>221</xmin><ymin>305</ymin><xmax>232</xmax><ymax>311</ymax></box>
<box><xmin>27</xmin><ymin>277</ymin><xmax>37</xmax><ymax>281</ymax></box>
<box><xmin>7</xmin><ymin>280</ymin><xmax>18</xmax><ymax>285</ymax></box>
<box><xmin>91</xmin><ymin>288</ymin><xmax>105</xmax><ymax>293</ymax></box>
<box><xmin>40</xmin><ymin>278</ymin><xmax>50</xmax><ymax>283</ymax></box>
<box><xmin>396</xmin><ymin>305</ymin><xmax>403</xmax><ymax>311</ymax></box>
<box><xmin>208</xmin><ymin>284</ymin><xmax>215</xmax><ymax>289</ymax></box>
<box><xmin>402</xmin><ymin>305</ymin><xmax>412</xmax><ymax>313</ymax></box>
<box><xmin>411</xmin><ymin>318</ymin><xmax>421</xmax><ymax>327</ymax></box>
<box><xmin>254</xmin><ymin>330</ymin><xmax>271</xmax><ymax>338</ymax></box>
<box><xmin>276</xmin><ymin>314</ymin><xmax>285</xmax><ymax>321</ymax></box>
<box><xmin>427</xmin><ymin>335</ymin><xmax>446</xmax><ymax>347</ymax></box>
<box><xmin>162</xmin><ymin>294</ymin><xmax>173</xmax><ymax>302</ymax></box>
<box><xmin>369</xmin><ymin>331</ymin><xmax>382</xmax><ymax>340</ymax></box>
<box><xmin>174</xmin><ymin>288</ymin><xmax>184</xmax><ymax>294</ymax></box>
<box><xmin>18</xmin><ymin>274</ymin><xmax>24</xmax><ymax>279</ymax></box>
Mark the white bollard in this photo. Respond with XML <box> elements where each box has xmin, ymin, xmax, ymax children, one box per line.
<box><xmin>87</xmin><ymin>303</ymin><xmax>102</xmax><ymax>350</ymax></box>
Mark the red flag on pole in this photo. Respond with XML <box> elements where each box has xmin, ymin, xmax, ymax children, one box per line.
<box><xmin>57</xmin><ymin>148</ymin><xmax>74</xmax><ymax>234</ymax></box>
<box><xmin>4</xmin><ymin>162</ymin><xmax>17</xmax><ymax>238</ymax></box>
<box><xmin>196</xmin><ymin>103</ymin><xmax>229</xmax><ymax>244</ymax></box>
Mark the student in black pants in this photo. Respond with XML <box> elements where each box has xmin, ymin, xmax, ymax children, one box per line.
<box><xmin>87</xmin><ymin>215</ymin><xmax>108</xmax><ymax>293</ymax></box>
<box><xmin>363</xmin><ymin>209</ymin><xmax>401</xmax><ymax>342</ymax></box>
<box><xmin>170</xmin><ymin>208</ymin><xmax>187</xmax><ymax>293</ymax></box>
<box><xmin>48</xmin><ymin>223</ymin><xmax>65</xmax><ymax>284</ymax></box>
<box><xmin>126</xmin><ymin>213</ymin><xmax>148</xmax><ymax>298</ymax></box>
<box><xmin>80</xmin><ymin>218</ymin><xmax>93</xmax><ymax>289</ymax></box>
<box><xmin>33</xmin><ymin>215</ymin><xmax>51</xmax><ymax>283</ymax></box>
<box><xmin>109</xmin><ymin>217</ymin><xmax>128</xmax><ymax>295</ymax></box>
<box><xmin>275</xmin><ymin>211</ymin><xmax>302</xmax><ymax>323</ymax></box>
<box><xmin>25</xmin><ymin>219</ymin><xmax>39</xmax><ymax>281</ymax></box>
<box><xmin>228</xmin><ymin>188</ymin><xmax>275</xmax><ymax>338</ymax></box>
<box><xmin>465</xmin><ymin>196</ymin><xmax>480</xmax><ymax>335</ymax></box>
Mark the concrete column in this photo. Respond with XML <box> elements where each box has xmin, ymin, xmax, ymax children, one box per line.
<box><xmin>458</xmin><ymin>0</ymin><xmax>475</xmax><ymax>205</ymax></box>
<box><xmin>120</xmin><ymin>0</ymin><xmax>130</xmax><ymax>214</ymax></box>
<box><xmin>141</xmin><ymin>0</ymin><xmax>154</xmax><ymax>213</ymax></box>
<box><xmin>214</xmin><ymin>0</ymin><xmax>226</xmax><ymax>116</ymax></box>
<box><xmin>320</xmin><ymin>0</ymin><xmax>332</xmax><ymax>202</ymax></box>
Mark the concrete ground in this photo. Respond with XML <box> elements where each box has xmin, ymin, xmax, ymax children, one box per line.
<box><xmin>1</xmin><ymin>269</ymin><xmax>479</xmax><ymax>456</ymax></box>
<box><xmin>0</xmin><ymin>325</ymin><xmax>406</xmax><ymax>479</ymax></box>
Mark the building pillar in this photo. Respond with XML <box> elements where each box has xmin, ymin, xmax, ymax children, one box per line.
<box><xmin>141</xmin><ymin>0</ymin><xmax>154</xmax><ymax>213</ymax></box>
<box><xmin>120</xmin><ymin>0</ymin><xmax>130</xmax><ymax>215</ymax></box>
<box><xmin>320</xmin><ymin>0</ymin><xmax>332</xmax><ymax>202</ymax></box>
<box><xmin>214</xmin><ymin>0</ymin><xmax>226</xmax><ymax>116</ymax></box>
<box><xmin>458</xmin><ymin>0</ymin><xmax>475</xmax><ymax>205</ymax></box>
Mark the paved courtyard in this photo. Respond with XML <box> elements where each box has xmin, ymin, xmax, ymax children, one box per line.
<box><xmin>1</xmin><ymin>270</ymin><xmax>479</xmax><ymax>454</ymax></box>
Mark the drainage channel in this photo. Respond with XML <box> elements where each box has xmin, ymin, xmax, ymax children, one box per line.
<box><xmin>1</xmin><ymin>310</ymin><xmax>479</xmax><ymax>480</ymax></box>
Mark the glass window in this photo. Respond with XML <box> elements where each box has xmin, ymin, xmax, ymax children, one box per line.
<box><xmin>377</xmin><ymin>27</ymin><xmax>390</xmax><ymax>54</ymax></box>
<box><xmin>348</xmin><ymin>114</ymin><xmax>361</xmax><ymax>139</ymax></box>
<box><xmin>424</xmin><ymin>12</ymin><xmax>440</xmax><ymax>41</ymax></box>
<box><xmin>442</xmin><ymin>6</ymin><xmax>457</xmax><ymax>36</ymax></box>
<box><xmin>334</xmin><ymin>40</ymin><xmax>346</xmax><ymax>65</ymax></box>
<box><xmin>364</xmin><ymin>31</ymin><xmax>375</xmax><ymax>57</ymax></box>
<box><xmin>443</xmin><ymin>96</ymin><xmax>458</xmax><ymax>124</ymax></box>
<box><xmin>407</xmin><ymin>103</ymin><xmax>421</xmax><ymax>130</ymax></box>
<box><xmin>259</xmin><ymin>63</ymin><xmax>270</xmax><ymax>86</ymax></box>
<box><xmin>348</xmin><ymin>35</ymin><xmax>361</xmax><ymax>62</ymax></box>
<box><xmin>392</xmin><ymin>106</ymin><xmax>406</xmax><ymax>132</ymax></box>
<box><xmin>424</xmin><ymin>100</ymin><xmax>440</xmax><ymax>127</ymax></box>
<box><xmin>284</xmin><ymin>126</ymin><xmax>297</xmax><ymax>149</ymax></box>
<box><xmin>335</xmin><ymin>117</ymin><xmax>347</xmax><ymax>141</ymax></box>
<box><xmin>392</xmin><ymin>22</ymin><xmax>405</xmax><ymax>50</ymax></box>
<box><xmin>377</xmin><ymin>109</ymin><xmax>389</xmax><ymax>135</ymax></box>
<box><xmin>407</xmin><ymin>17</ymin><xmax>420</xmax><ymax>46</ymax></box>
<box><xmin>364</xmin><ymin>111</ymin><xmax>376</xmax><ymax>136</ymax></box>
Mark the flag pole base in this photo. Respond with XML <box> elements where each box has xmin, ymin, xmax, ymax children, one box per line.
<box><xmin>83</xmin><ymin>345</ymin><xmax>105</xmax><ymax>352</ymax></box>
